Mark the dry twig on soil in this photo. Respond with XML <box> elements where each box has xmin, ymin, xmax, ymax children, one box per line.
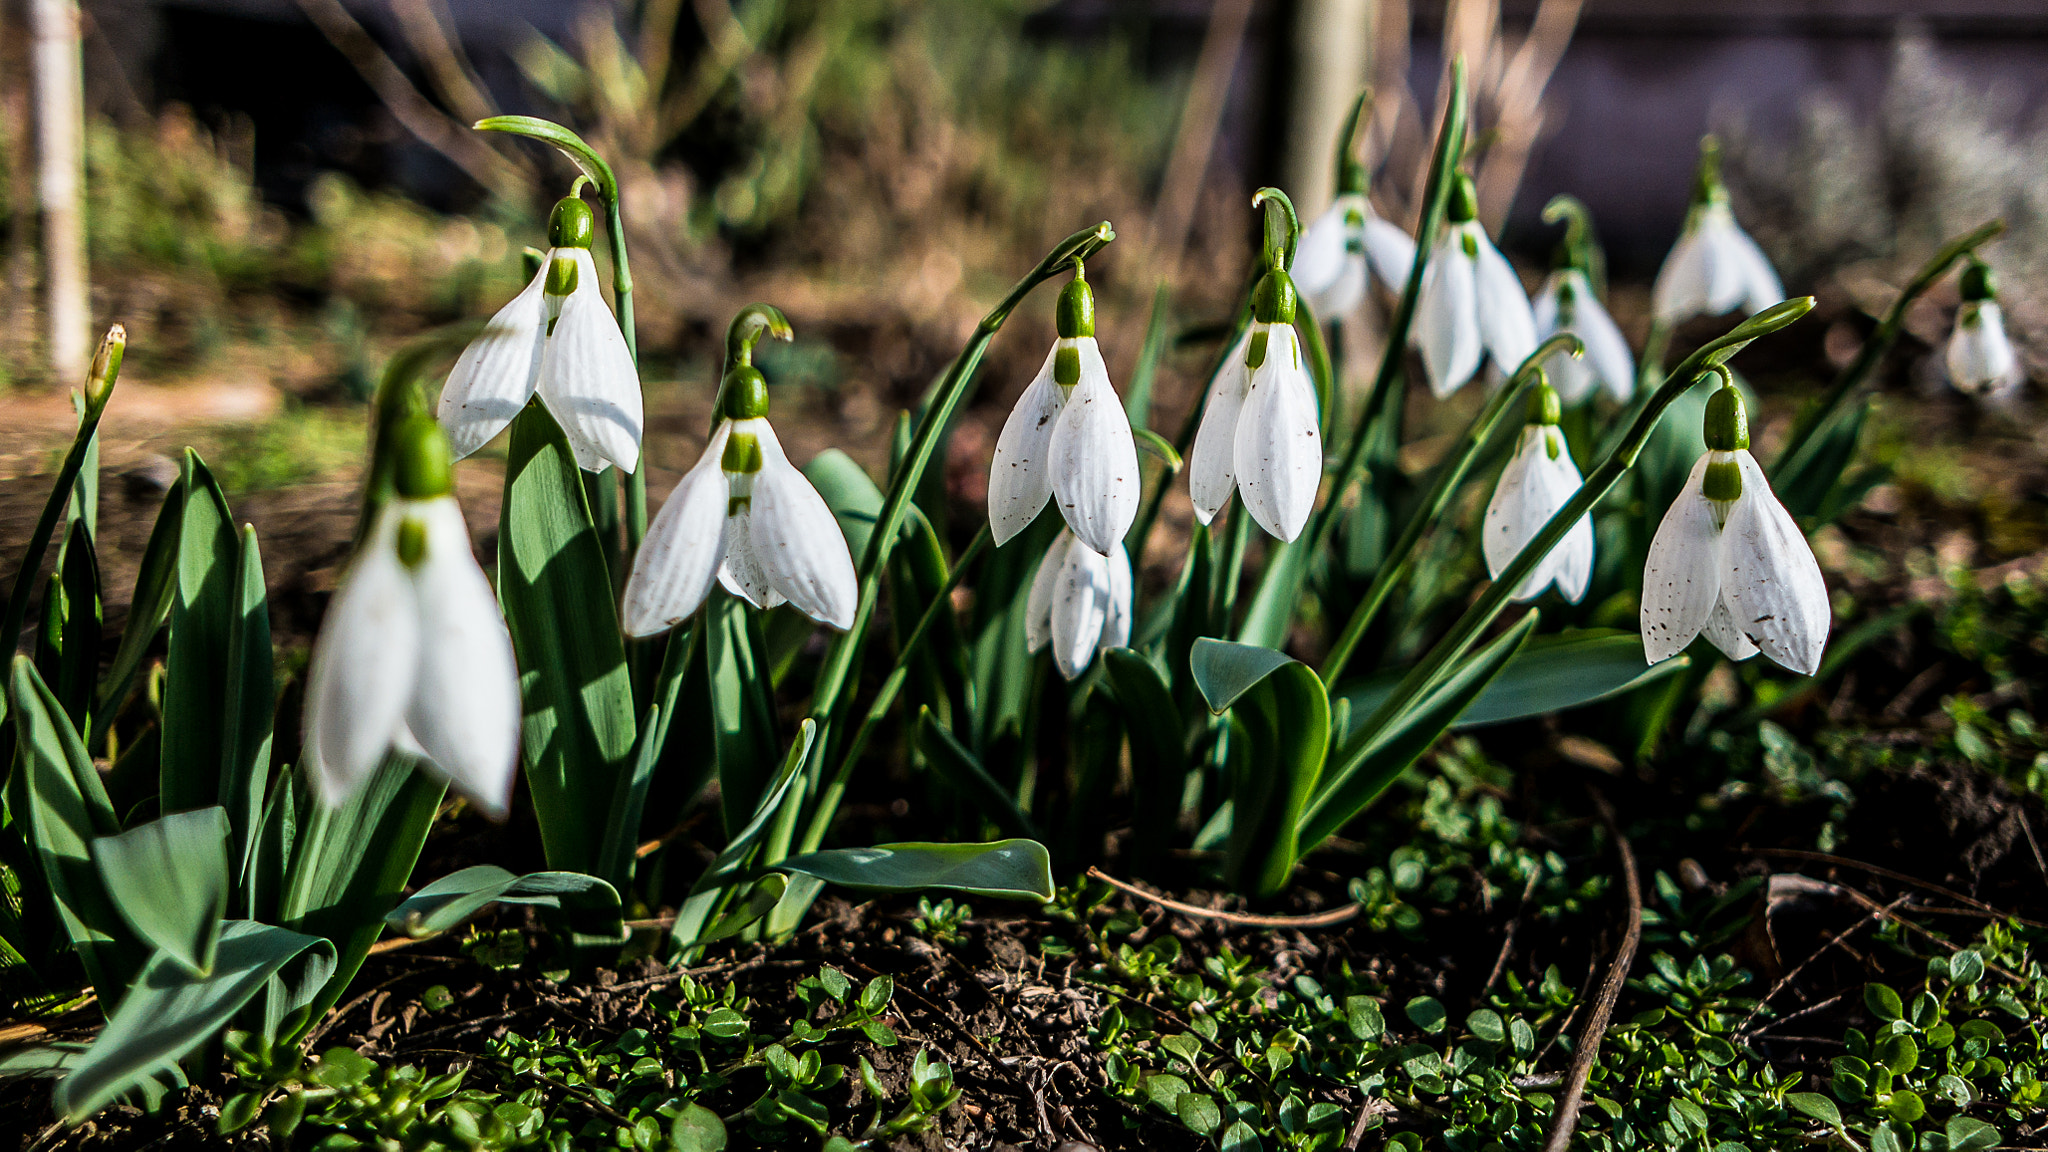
<box><xmin>1085</xmin><ymin>868</ymin><xmax>1361</xmax><ymax>928</ymax></box>
<box><xmin>1540</xmin><ymin>790</ymin><xmax>1643</xmax><ymax>1152</ymax></box>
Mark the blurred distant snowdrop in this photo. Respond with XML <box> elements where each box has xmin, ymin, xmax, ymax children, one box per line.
<box><xmin>1653</xmin><ymin>139</ymin><xmax>1784</xmax><ymax>326</ymax></box>
<box><xmin>1484</xmin><ymin>379</ymin><xmax>1592</xmax><ymax>602</ymax></box>
<box><xmin>1642</xmin><ymin>380</ymin><xmax>1828</xmax><ymax>674</ymax></box>
<box><xmin>1027</xmin><ymin>529</ymin><xmax>1133</xmax><ymax>679</ymax></box>
<box><xmin>1413</xmin><ymin>173</ymin><xmax>1536</xmax><ymax>398</ymax></box>
<box><xmin>1532</xmin><ymin>197</ymin><xmax>1633</xmax><ymax>404</ymax></box>
<box><xmin>439</xmin><ymin>194</ymin><xmax>643</xmax><ymax>472</ymax></box>
<box><xmin>1190</xmin><ymin>262</ymin><xmax>1323</xmax><ymax>541</ymax></box>
<box><xmin>624</xmin><ymin>327</ymin><xmax>856</xmax><ymax>634</ymax></box>
<box><xmin>1946</xmin><ymin>258</ymin><xmax>2023</xmax><ymax>399</ymax></box>
<box><xmin>305</xmin><ymin>418</ymin><xmax>520</xmax><ymax>817</ymax></box>
<box><xmin>988</xmin><ymin>268</ymin><xmax>1140</xmax><ymax>556</ymax></box>
<box><xmin>1293</xmin><ymin>193</ymin><xmax>1415</xmax><ymax>319</ymax></box>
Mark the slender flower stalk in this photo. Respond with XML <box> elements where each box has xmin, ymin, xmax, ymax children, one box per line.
<box><xmin>1025</xmin><ymin>529</ymin><xmax>1133</xmax><ymax>679</ymax></box>
<box><xmin>1413</xmin><ymin>173</ymin><xmax>1537</xmax><ymax>398</ymax></box>
<box><xmin>988</xmin><ymin>265</ymin><xmax>1140</xmax><ymax>555</ymax></box>
<box><xmin>1945</xmin><ymin>258</ymin><xmax>2022</xmax><ymax>399</ymax></box>
<box><xmin>438</xmin><ymin>193</ymin><xmax>643</xmax><ymax>472</ymax></box>
<box><xmin>303</xmin><ymin>417</ymin><xmax>521</xmax><ymax>817</ymax></box>
<box><xmin>623</xmin><ymin>312</ymin><xmax>857</xmax><ymax>634</ymax></box>
<box><xmin>1642</xmin><ymin>377</ymin><xmax>1829</xmax><ymax>674</ymax></box>
<box><xmin>1483</xmin><ymin>379</ymin><xmax>1592</xmax><ymax>603</ymax></box>
<box><xmin>1652</xmin><ymin>138</ymin><xmax>1783</xmax><ymax>326</ymax></box>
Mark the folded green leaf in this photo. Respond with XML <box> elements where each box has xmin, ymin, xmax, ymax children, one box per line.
<box><xmin>1223</xmin><ymin>661</ymin><xmax>1328</xmax><ymax>898</ymax></box>
<box><xmin>92</xmin><ymin>807</ymin><xmax>231</xmax><ymax>976</ymax></box>
<box><xmin>384</xmin><ymin>865</ymin><xmax>621</xmax><ymax>938</ymax></box>
<box><xmin>1336</xmin><ymin>630</ymin><xmax>1688</xmax><ymax>736</ymax></box>
<box><xmin>221</xmin><ymin>525</ymin><xmax>275</xmax><ymax>909</ymax></box>
<box><xmin>1235</xmin><ymin>539</ymin><xmax>1311</xmax><ymax>651</ymax></box>
<box><xmin>1102</xmin><ymin>648</ymin><xmax>1187</xmax><ymax>869</ymax></box>
<box><xmin>160</xmin><ymin>452</ymin><xmax>239</xmax><ymax>814</ymax></box>
<box><xmin>697</xmin><ymin>874</ymin><xmax>788</xmax><ymax>944</ymax></box>
<box><xmin>92</xmin><ymin>479</ymin><xmax>184</xmax><ymax>751</ymax></box>
<box><xmin>671</xmin><ymin>720</ymin><xmax>817</xmax><ymax>950</ymax></box>
<box><xmin>1190</xmin><ymin>638</ymin><xmax>1296</xmax><ymax>713</ymax></box>
<box><xmin>775</xmin><ymin>839</ymin><xmax>1055</xmax><ymax>902</ymax></box>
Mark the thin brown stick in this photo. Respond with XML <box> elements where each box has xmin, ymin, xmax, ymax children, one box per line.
<box><xmin>1541</xmin><ymin>790</ymin><xmax>1642</xmax><ymax>1152</ymax></box>
<box><xmin>1736</xmin><ymin>891</ymin><xmax>1907</xmax><ymax>1035</ymax></box>
<box><xmin>2020</xmin><ymin>809</ymin><xmax>2048</xmax><ymax>888</ymax></box>
<box><xmin>1482</xmin><ymin>869</ymin><xmax>1544</xmax><ymax>995</ymax></box>
<box><xmin>1834</xmin><ymin>887</ymin><xmax>2022</xmax><ymax>982</ymax></box>
<box><xmin>1749</xmin><ymin>847</ymin><xmax>2045</xmax><ymax>926</ymax></box>
<box><xmin>1086</xmin><ymin>868</ymin><xmax>1361</xmax><ymax>928</ymax></box>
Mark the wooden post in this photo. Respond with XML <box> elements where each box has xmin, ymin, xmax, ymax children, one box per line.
<box><xmin>30</xmin><ymin>0</ymin><xmax>87</xmax><ymax>386</ymax></box>
<box><xmin>1286</xmin><ymin>0</ymin><xmax>1374</xmax><ymax>216</ymax></box>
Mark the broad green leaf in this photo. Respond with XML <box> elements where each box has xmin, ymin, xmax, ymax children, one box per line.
<box><xmin>775</xmin><ymin>839</ymin><xmax>1054</xmax><ymax>902</ymax></box>
<box><xmin>92</xmin><ymin>807</ymin><xmax>230</xmax><ymax>976</ymax></box>
<box><xmin>1236</xmin><ymin>539</ymin><xmax>1311</xmax><ymax>650</ymax></box>
<box><xmin>804</xmin><ymin>449</ymin><xmax>884</xmax><ymax>561</ymax></box>
<box><xmin>384</xmin><ymin>865</ymin><xmax>621</xmax><ymax>938</ymax></box>
<box><xmin>1785</xmin><ymin>1091</ymin><xmax>1841</xmax><ymax>1128</ymax></box>
<box><xmin>1102</xmin><ymin>648</ymin><xmax>1185</xmax><ymax>869</ymax></box>
<box><xmin>1122</xmin><ymin>282</ymin><xmax>1173</xmax><ymax>425</ymax></box>
<box><xmin>1946</xmin><ymin>1116</ymin><xmax>2000</xmax><ymax>1151</ymax></box>
<box><xmin>1190</xmin><ymin>637</ymin><xmax>1296</xmax><ymax>713</ymax></box>
<box><xmin>598</xmin><ymin>627</ymin><xmax>702</xmax><ymax>891</ymax></box>
<box><xmin>159</xmin><ymin>451</ymin><xmax>238</xmax><ymax>813</ymax></box>
<box><xmin>670</xmin><ymin>720</ymin><xmax>817</xmax><ymax>950</ymax></box>
<box><xmin>1301</xmin><ymin>610</ymin><xmax>1539</xmax><ymax>847</ymax></box>
<box><xmin>1336</xmin><ymin>630</ymin><xmax>1688</xmax><ymax>736</ymax></box>
<box><xmin>220</xmin><ymin>525</ymin><xmax>275</xmax><ymax>907</ymax></box>
<box><xmin>11</xmin><ymin>655</ymin><xmax>141</xmax><ymax>996</ymax></box>
<box><xmin>670</xmin><ymin>1102</ymin><xmax>728</xmax><ymax>1152</ymax></box>
<box><xmin>54</xmin><ymin>921</ymin><xmax>334</xmax><ymax>1122</ymax></box>
<box><xmin>499</xmin><ymin>401</ymin><xmax>637</xmax><ymax>873</ymax></box>
<box><xmin>1223</xmin><ymin>662</ymin><xmax>1328</xmax><ymax>898</ymax></box>
<box><xmin>913</xmin><ymin>709</ymin><xmax>1038</xmax><ymax>840</ymax></box>
<box><xmin>92</xmin><ymin>478</ymin><xmax>184</xmax><ymax>751</ymax></box>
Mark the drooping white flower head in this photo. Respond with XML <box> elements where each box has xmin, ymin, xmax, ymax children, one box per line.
<box><xmin>623</xmin><ymin>348</ymin><xmax>857</xmax><ymax>635</ymax></box>
<box><xmin>1413</xmin><ymin>173</ymin><xmax>1537</xmax><ymax>399</ymax></box>
<box><xmin>988</xmin><ymin>270</ymin><xmax>1140</xmax><ymax>556</ymax></box>
<box><xmin>1534</xmin><ymin>268</ymin><xmax>1635</xmax><ymax>405</ymax></box>
<box><xmin>1651</xmin><ymin>139</ymin><xmax>1784</xmax><ymax>327</ymax></box>
<box><xmin>438</xmin><ymin>194</ymin><xmax>643</xmax><ymax>473</ymax></box>
<box><xmin>1292</xmin><ymin>192</ymin><xmax>1417</xmax><ymax>319</ymax></box>
<box><xmin>304</xmin><ymin>418</ymin><xmax>521</xmax><ymax>817</ymax></box>
<box><xmin>1945</xmin><ymin>259</ymin><xmax>2023</xmax><ymax>399</ymax></box>
<box><xmin>1483</xmin><ymin>381</ymin><xmax>1593</xmax><ymax>603</ymax></box>
<box><xmin>1642</xmin><ymin>382</ymin><xmax>1829</xmax><ymax>674</ymax></box>
<box><xmin>1188</xmin><ymin>268</ymin><xmax>1323</xmax><ymax>541</ymax></box>
<box><xmin>1025</xmin><ymin>528</ymin><xmax>1133</xmax><ymax>680</ymax></box>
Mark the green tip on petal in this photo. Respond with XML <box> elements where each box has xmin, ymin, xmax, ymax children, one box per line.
<box><xmin>1251</xmin><ymin>269</ymin><xmax>1298</xmax><ymax>326</ymax></box>
<box><xmin>1702</xmin><ymin>385</ymin><xmax>1749</xmax><ymax>452</ymax></box>
<box><xmin>721</xmin><ymin>365</ymin><xmax>770</xmax><ymax>421</ymax></box>
<box><xmin>545</xmin><ymin>254</ymin><xmax>580</xmax><ymax>298</ymax></box>
<box><xmin>392</xmin><ymin>416</ymin><xmax>454</xmax><ymax>499</ymax></box>
<box><xmin>397</xmin><ymin>515</ymin><xmax>429</xmax><ymax>568</ymax></box>
<box><xmin>1056</xmin><ymin>273</ymin><xmax>1094</xmax><ymax>340</ymax></box>
<box><xmin>721</xmin><ymin>430</ymin><xmax>764</xmax><ymax>475</ymax></box>
<box><xmin>1702</xmin><ymin>457</ymin><xmax>1743</xmax><ymax>504</ymax></box>
<box><xmin>547</xmin><ymin>195</ymin><xmax>596</xmax><ymax>249</ymax></box>
<box><xmin>1961</xmin><ymin>258</ymin><xmax>1997</xmax><ymax>303</ymax></box>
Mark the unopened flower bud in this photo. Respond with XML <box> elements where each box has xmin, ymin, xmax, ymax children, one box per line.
<box><xmin>86</xmin><ymin>323</ymin><xmax>126</xmax><ymax>413</ymax></box>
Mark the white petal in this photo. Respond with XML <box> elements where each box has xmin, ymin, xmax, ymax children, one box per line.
<box><xmin>747</xmin><ymin>423</ymin><xmax>859</xmax><ymax>630</ymax></box>
<box><xmin>1651</xmin><ymin>229</ymin><xmax>1712</xmax><ymax>325</ymax></box>
<box><xmin>1720</xmin><ymin>451</ymin><xmax>1829</xmax><ymax>675</ymax></box>
<box><xmin>1189</xmin><ymin>330</ymin><xmax>1253</xmax><ymax>524</ymax></box>
<box><xmin>1483</xmin><ymin>427</ymin><xmax>1589</xmax><ymax>601</ymax></box>
<box><xmin>717</xmin><ymin>500</ymin><xmax>781</xmax><ymax>610</ymax></box>
<box><xmin>439</xmin><ymin>265</ymin><xmax>548</xmax><ymax>460</ymax></box>
<box><xmin>621</xmin><ymin>424</ymin><xmax>732</xmax><ymax>636</ymax></box>
<box><xmin>1573</xmin><ymin>285</ymin><xmax>1638</xmax><ymax>404</ymax></box>
<box><xmin>1101</xmin><ymin>543</ymin><xmax>1133</xmax><ymax>652</ymax></box>
<box><xmin>1721</xmin><ymin>218</ymin><xmax>1785</xmax><ymax>315</ymax></box>
<box><xmin>1545</xmin><ymin>443</ymin><xmax>1595</xmax><ymax>604</ymax></box>
<box><xmin>1050</xmin><ymin>338</ymin><xmax>1140</xmax><ymax>555</ymax></box>
<box><xmin>1946</xmin><ymin>302</ymin><xmax>2021</xmax><ymax>396</ymax></box>
<box><xmin>1700</xmin><ymin>599</ymin><xmax>1760</xmax><ymax>662</ymax></box>
<box><xmin>1363</xmin><ymin>215</ymin><xmax>1417</xmax><ymax>293</ymax></box>
<box><xmin>1024</xmin><ymin>532</ymin><xmax>1068</xmax><ymax>654</ymax></box>
<box><xmin>1471</xmin><ymin>227</ymin><xmax>1537</xmax><ymax>373</ymax></box>
<box><xmin>303</xmin><ymin>506</ymin><xmax>420</xmax><ymax>806</ymax></box>
<box><xmin>1640</xmin><ymin>453</ymin><xmax>1724</xmax><ymax>663</ymax></box>
<box><xmin>402</xmin><ymin>498</ymin><xmax>522</xmax><ymax>820</ymax></box>
<box><xmin>1049</xmin><ymin>534</ymin><xmax>1114</xmax><ymax>679</ymax></box>
<box><xmin>988</xmin><ymin>344</ymin><xmax>1063</xmax><ymax>545</ymax></box>
<box><xmin>1536</xmin><ymin>278</ymin><xmax>1599</xmax><ymax>406</ymax></box>
<box><xmin>1414</xmin><ymin>239</ymin><xmax>1482</xmax><ymax>398</ymax></box>
<box><xmin>1233</xmin><ymin>326</ymin><xmax>1322</xmax><ymax>542</ymax></box>
<box><xmin>536</xmin><ymin>250</ymin><xmax>642</xmax><ymax>473</ymax></box>
<box><xmin>1291</xmin><ymin>201</ymin><xmax>1352</xmax><ymax>305</ymax></box>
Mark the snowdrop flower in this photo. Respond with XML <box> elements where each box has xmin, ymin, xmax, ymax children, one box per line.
<box><xmin>1483</xmin><ymin>380</ymin><xmax>1592</xmax><ymax>602</ymax></box>
<box><xmin>623</xmin><ymin>342</ymin><xmax>857</xmax><ymax>635</ymax></box>
<box><xmin>438</xmin><ymin>194</ymin><xmax>642</xmax><ymax>472</ymax></box>
<box><xmin>1642</xmin><ymin>381</ymin><xmax>1829</xmax><ymax>674</ymax></box>
<box><xmin>304</xmin><ymin>418</ymin><xmax>520</xmax><ymax>817</ymax></box>
<box><xmin>1531</xmin><ymin>198</ymin><xmax>1632</xmax><ymax>404</ymax></box>
<box><xmin>1945</xmin><ymin>259</ymin><xmax>2022</xmax><ymax>399</ymax></box>
<box><xmin>1652</xmin><ymin>139</ymin><xmax>1783</xmax><ymax>326</ymax></box>
<box><xmin>1292</xmin><ymin>193</ymin><xmax>1415</xmax><ymax>319</ymax></box>
<box><xmin>1413</xmin><ymin>174</ymin><xmax>1537</xmax><ymax>398</ymax></box>
<box><xmin>1189</xmin><ymin>266</ymin><xmax>1323</xmax><ymax>541</ymax></box>
<box><xmin>989</xmin><ymin>268</ymin><xmax>1139</xmax><ymax>556</ymax></box>
<box><xmin>1025</xmin><ymin>529</ymin><xmax>1132</xmax><ymax>680</ymax></box>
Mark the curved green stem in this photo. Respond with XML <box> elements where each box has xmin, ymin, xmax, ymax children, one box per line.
<box><xmin>1318</xmin><ymin>332</ymin><xmax>1583</xmax><ymax>683</ymax></box>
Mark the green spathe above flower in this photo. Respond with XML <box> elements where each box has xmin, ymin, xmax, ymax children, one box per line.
<box><xmin>1189</xmin><ymin>267</ymin><xmax>1323</xmax><ymax>541</ymax></box>
<box><xmin>987</xmin><ymin>267</ymin><xmax>1140</xmax><ymax>556</ymax></box>
<box><xmin>303</xmin><ymin>417</ymin><xmax>521</xmax><ymax>817</ymax></box>
<box><xmin>1652</xmin><ymin>138</ymin><xmax>1785</xmax><ymax>326</ymax></box>
<box><xmin>1412</xmin><ymin>173</ymin><xmax>1537</xmax><ymax>398</ymax></box>
<box><xmin>1641</xmin><ymin>380</ymin><xmax>1829</xmax><ymax>674</ymax></box>
<box><xmin>1025</xmin><ymin>528</ymin><xmax>1132</xmax><ymax>680</ymax></box>
<box><xmin>623</xmin><ymin>317</ymin><xmax>857</xmax><ymax>635</ymax></box>
<box><xmin>1483</xmin><ymin>378</ymin><xmax>1592</xmax><ymax>603</ymax></box>
<box><xmin>1946</xmin><ymin>259</ymin><xmax>2022</xmax><ymax>399</ymax></box>
<box><xmin>438</xmin><ymin>194</ymin><xmax>643</xmax><ymax>472</ymax></box>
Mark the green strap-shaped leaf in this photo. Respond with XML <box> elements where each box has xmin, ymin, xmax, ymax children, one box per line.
<box><xmin>804</xmin><ymin>449</ymin><xmax>885</xmax><ymax>561</ymax></box>
<box><xmin>384</xmin><ymin>865</ymin><xmax>622</xmax><ymax>938</ymax></box>
<box><xmin>1301</xmin><ymin>610</ymin><xmax>1540</xmax><ymax>847</ymax></box>
<box><xmin>1775</xmin><ymin>395</ymin><xmax>1871</xmax><ymax>522</ymax></box>
<box><xmin>696</xmin><ymin>874</ymin><xmax>787</xmax><ymax>945</ymax></box>
<box><xmin>92</xmin><ymin>807</ymin><xmax>230</xmax><ymax>976</ymax></box>
<box><xmin>775</xmin><ymin>839</ymin><xmax>1054</xmax><ymax>902</ymax></box>
<box><xmin>708</xmin><ymin>591</ymin><xmax>779</xmax><ymax>836</ymax></box>
<box><xmin>913</xmin><ymin>709</ymin><xmax>1039</xmax><ymax>840</ymax></box>
<box><xmin>48</xmin><ymin>518</ymin><xmax>102</xmax><ymax>730</ymax></box>
<box><xmin>54</xmin><ymin>920</ymin><xmax>334</xmax><ymax>1122</ymax></box>
<box><xmin>1235</xmin><ymin>538</ymin><xmax>1311</xmax><ymax>651</ymax></box>
<box><xmin>670</xmin><ymin>720</ymin><xmax>817</xmax><ymax>951</ymax></box>
<box><xmin>499</xmin><ymin>401</ymin><xmax>637</xmax><ymax>873</ymax></box>
<box><xmin>159</xmin><ymin>451</ymin><xmax>239</xmax><ymax>813</ymax></box>
<box><xmin>1102</xmin><ymin>648</ymin><xmax>1186</xmax><ymax>870</ymax></box>
<box><xmin>1220</xmin><ymin>661</ymin><xmax>1329</xmax><ymax>897</ymax></box>
<box><xmin>1336</xmin><ymin>630</ymin><xmax>1689</xmax><ymax>736</ymax></box>
<box><xmin>1190</xmin><ymin>638</ymin><xmax>1296</xmax><ymax>714</ymax></box>
<box><xmin>221</xmin><ymin>525</ymin><xmax>275</xmax><ymax>909</ymax></box>
<box><xmin>10</xmin><ymin>655</ymin><xmax>141</xmax><ymax>997</ymax></box>
<box><xmin>91</xmin><ymin>479</ymin><xmax>184</xmax><ymax>752</ymax></box>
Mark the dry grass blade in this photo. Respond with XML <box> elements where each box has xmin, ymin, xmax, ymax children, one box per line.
<box><xmin>1541</xmin><ymin>789</ymin><xmax>1642</xmax><ymax>1152</ymax></box>
<box><xmin>1085</xmin><ymin>868</ymin><xmax>1362</xmax><ymax>928</ymax></box>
